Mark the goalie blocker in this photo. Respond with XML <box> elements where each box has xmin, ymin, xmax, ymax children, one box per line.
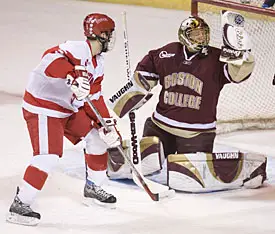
<box><xmin>108</xmin><ymin>71</ymin><xmax>155</xmax><ymax>118</ymax></box>
<box><xmin>107</xmin><ymin>137</ymin><xmax>267</xmax><ymax>192</ymax></box>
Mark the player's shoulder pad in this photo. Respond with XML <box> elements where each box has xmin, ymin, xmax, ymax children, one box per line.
<box><xmin>59</xmin><ymin>40</ymin><xmax>90</xmax><ymax>65</ymax></box>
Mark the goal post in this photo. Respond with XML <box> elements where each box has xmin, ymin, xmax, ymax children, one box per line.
<box><xmin>191</xmin><ymin>0</ymin><xmax>275</xmax><ymax>17</ymax></box>
<box><xmin>191</xmin><ymin>0</ymin><xmax>275</xmax><ymax>134</ymax></box>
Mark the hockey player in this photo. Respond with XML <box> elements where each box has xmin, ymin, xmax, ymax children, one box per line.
<box><xmin>6</xmin><ymin>13</ymin><xmax>121</xmax><ymax>226</ymax></box>
<box><xmin>107</xmin><ymin>13</ymin><xmax>267</xmax><ymax>192</ymax></box>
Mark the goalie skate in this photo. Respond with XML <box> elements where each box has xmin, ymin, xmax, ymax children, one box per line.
<box><xmin>83</xmin><ymin>182</ymin><xmax>117</xmax><ymax>209</ymax></box>
<box><xmin>6</xmin><ymin>187</ymin><xmax>40</xmax><ymax>226</ymax></box>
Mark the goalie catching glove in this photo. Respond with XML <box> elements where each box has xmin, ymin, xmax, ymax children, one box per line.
<box><xmin>66</xmin><ymin>65</ymin><xmax>90</xmax><ymax>100</ymax></box>
<box><xmin>220</xmin><ymin>10</ymin><xmax>251</xmax><ymax>66</ymax></box>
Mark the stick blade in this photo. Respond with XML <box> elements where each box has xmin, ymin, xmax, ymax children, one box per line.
<box><xmin>145</xmin><ymin>179</ymin><xmax>175</xmax><ymax>201</ymax></box>
<box><xmin>133</xmin><ymin>174</ymin><xmax>175</xmax><ymax>201</ymax></box>
<box><xmin>157</xmin><ymin>188</ymin><xmax>176</xmax><ymax>200</ymax></box>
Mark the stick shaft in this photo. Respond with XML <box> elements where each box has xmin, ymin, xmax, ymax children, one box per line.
<box><xmin>84</xmin><ymin>97</ymin><xmax>158</xmax><ymax>201</ymax></box>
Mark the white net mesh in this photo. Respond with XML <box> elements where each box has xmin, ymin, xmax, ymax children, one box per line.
<box><xmin>193</xmin><ymin>0</ymin><xmax>275</xmax><ymax>134</ymax></box>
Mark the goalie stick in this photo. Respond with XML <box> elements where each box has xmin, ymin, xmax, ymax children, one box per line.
<box><xmin>85</xmin><ymin>97</ymin><xmax>174</xmax><ymax>201</ymax></box>
<box><xmin>121</xmin><ymin>11</ymin><xmax>175</xmax><ymax>200</ymax></box>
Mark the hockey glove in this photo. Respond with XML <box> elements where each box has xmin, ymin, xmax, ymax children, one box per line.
<box><xmin>66</xmin><ymin>65</ymin><xmax>90</xmax><ymax>100</ymax></box>
<box><xmin>220</xmin><ymin>10</ymin><xmax>251</xmax><ymax>66</ymax></box>
<box><xmin>99</xmin><ymin>117</ymin><xmax>121</xmax><ymax>148</ymax></box>
<box><xmin>107</xmin><ymin>71</ymin><xmax>154</xmax><ymax>118</ymax></box>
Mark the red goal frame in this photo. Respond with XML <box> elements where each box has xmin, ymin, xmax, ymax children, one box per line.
<box><xmin>191</xmin><ymin>0</ymin><xmax>275</xmax><ymax>17</ymax></box>
<box><xmin>190</xmin><ymin>0</ymin><xmax>275</xmax><ymax>133</ymax></box>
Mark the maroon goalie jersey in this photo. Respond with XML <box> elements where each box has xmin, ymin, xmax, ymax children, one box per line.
<box><xmin>135</xmin><ymin>42</ymin><xmax>248</xmax><ymax>133</ymax></box>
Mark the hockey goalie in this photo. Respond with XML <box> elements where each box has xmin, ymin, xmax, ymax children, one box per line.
<box><xmin>107</xmin><ymin>11</ymin><xmax>267</xmax><ymax>192</ymax></box>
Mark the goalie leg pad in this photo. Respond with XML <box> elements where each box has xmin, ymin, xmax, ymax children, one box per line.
<box><xmin>107</xmin><ymin>136</ymin><xmax>165</xmax><ymax>179</ymax></box>
<box><xmin>167</xmin><ymin>152</ymin><xmax>266</xmax><ymax>192</ymax></box>
<box><xmin>139</xmin><ymin>136</ymin><xmax>165</xmax><ymax>176</ymax></box>
<box><xmin>242</xmin><ymin>153</ymin><xmax>267</xmax><ymax>189</ymax></box>
<box><xmin>107</xmin><ymin>144</ymin><xmax>130</xmax><ymax>179</ymax></box>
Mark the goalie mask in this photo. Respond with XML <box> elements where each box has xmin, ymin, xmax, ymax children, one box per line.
<box><xmin>83</xmin><ymin>13</ymin><xmax>116</xmax><ymax>53</ymax></box>
<box><xmin>178</xmin><ymin>16</ymin><xmax>210</xmax><ymax>52</ymax></box>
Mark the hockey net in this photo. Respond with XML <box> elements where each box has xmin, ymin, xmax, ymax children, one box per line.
<box><xmin>191</xmin><ymin>0</ymin><xmax>275</xmax><ymax>134</ymax></box>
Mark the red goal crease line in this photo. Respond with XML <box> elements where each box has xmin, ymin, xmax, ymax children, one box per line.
<box><xmin>191</xmin><ymin>0</ymin><xmax>275</xmax><ymax>18</ymax></box>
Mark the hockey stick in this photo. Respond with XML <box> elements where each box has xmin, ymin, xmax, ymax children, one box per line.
<box><xmin>121</xmin><ymin>11</ymin><xmax>175</xmax><ymax>200</ymax></box>
<box><xmin>85</xmin><ymin>97</ymin><xmax>173</xmax><ymax>201</ymax></box>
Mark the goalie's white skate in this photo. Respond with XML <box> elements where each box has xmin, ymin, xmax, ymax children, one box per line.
<box><xmin>83</xmin><ymin>181</ymin><xmax>117</xmax><ymax>209</ymax></box>
<box><xmin>6</xmin><ymin>187</ymin><xmax>40</xmax><ymax>226</ymax></box>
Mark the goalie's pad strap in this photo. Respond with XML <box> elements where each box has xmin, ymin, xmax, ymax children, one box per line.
<box><xmin>167</xmin><ymin>152</ymin><xmax>266</xmax><ymax>192</ymax></box>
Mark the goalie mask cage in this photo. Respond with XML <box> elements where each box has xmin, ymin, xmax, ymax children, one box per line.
<box><xmin>191</xmin><ymin>0</ymin><xmax>275</xmax><ymax>134</ymax></box>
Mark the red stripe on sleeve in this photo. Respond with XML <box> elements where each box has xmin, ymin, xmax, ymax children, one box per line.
<box><xmin>90</xmin><ymin>76</ymin><xmax>103</xmax><ymax>95</ymax></box>
<box><xmin>84</xmin><ymin>96</ymin><xmax>110</xmax><ymax>121</ymax></box>
<box><xmin>42</xmin><ymin>46</ymin><xmax>59</xmax><ymax>58</ymax></box>
<box><xmin>42</xmin><ymin>45</ymin><xmax>81</xmax><ymax>66</ymax></box>
<box><xmin>45</xmin><ymin>57</ymin><xmax>74</xmax><ymax>78</ymax></box>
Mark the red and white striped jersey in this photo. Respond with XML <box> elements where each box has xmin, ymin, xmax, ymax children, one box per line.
<box><xmin>22</xmin><ymin>40</ymin><xmax>110</xmax><ymax>119</ymax></box>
